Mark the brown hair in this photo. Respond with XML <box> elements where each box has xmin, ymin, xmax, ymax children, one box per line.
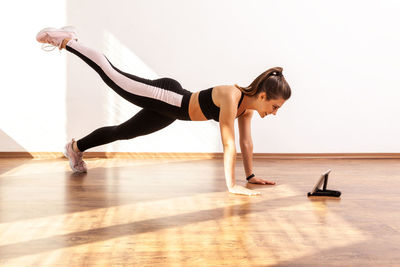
<box><xmin>234</xmin><ymin>67</ymin><xmax>291</xmax><ymax>100</ymax></box>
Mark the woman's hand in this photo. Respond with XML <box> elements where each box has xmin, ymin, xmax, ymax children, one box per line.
<box><xmin>248</xmin><ymin>176</ymin><xmax>276</xmax><ymax>185</ymax></box>
<box><xmin>228</xmin><ymin>185</ymin><xmax>260</xmax><ymax>196</ymax></box>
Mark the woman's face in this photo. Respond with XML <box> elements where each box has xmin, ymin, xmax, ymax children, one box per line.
<box><xmin>255</xmin><ymin>92</ymin><xmax>286</xmax><ymax>118</ymax></box>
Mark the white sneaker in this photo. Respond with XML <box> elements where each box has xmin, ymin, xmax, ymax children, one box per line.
<box><xmin>36</xmin><ymin>26</ymin><xmax>78</xmax><ymax>51</ymax></box>
<box><xmin>63</xmin><ymin>138</ymin><xmax>87</xmax><ymax>173</ymax></box>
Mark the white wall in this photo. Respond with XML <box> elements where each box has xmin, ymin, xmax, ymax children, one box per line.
<box><xmin>0</xmin><ymin>0</ymin><xmax>67</xmax><ymax>152</ymax></box>
<box><xmin>1</xmin><ymin>0</ymin><xmax>400</xmax><ymax>153</ymax></box>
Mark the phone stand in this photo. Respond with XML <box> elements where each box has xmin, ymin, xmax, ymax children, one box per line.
<box><xmin>307</xmin><ymin>170</ymin><xmax>341</xmax><ymax>197</ymax></box>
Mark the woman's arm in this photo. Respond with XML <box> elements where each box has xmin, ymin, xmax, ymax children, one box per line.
<box><xmin>238</xmin><ymin>110</ymin><xmax>254</xmax><ymax>177</ymax></box>
<box><xmin>219</xmin><ymin>92</ymin><xmax>260</xmax><ymax>196</ymax></box>
<box><xmin>219</xmin><ymin>94</ymin><xmax>237</xmax><ymax>188</ymax></box>
<box><xmin>238</xmin><ymin>110</ymin><xmax>276</xmax><ymax>185</ymax></box>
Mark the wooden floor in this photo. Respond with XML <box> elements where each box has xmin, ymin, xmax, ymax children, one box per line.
<box><xmin>0</xmin><ymin>157</ymin><xmax>399</xmax><ymax>266</ymax></box>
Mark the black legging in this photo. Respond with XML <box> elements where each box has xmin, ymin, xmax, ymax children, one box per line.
<box><xmin>76</xmin><ymin>109</ymin><xmax>175</xmax><ymax>152</ymax></box>
<box><xmin>65</xmin><ymin>40</ymin><xmax>192</xmax><ymax>152</ymax></box>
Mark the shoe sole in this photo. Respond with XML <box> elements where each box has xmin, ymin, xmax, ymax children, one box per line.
<box><xmin>61</xmin><ymin>26</ymin><xmax>77</xmax><ymax>34</ymax></box>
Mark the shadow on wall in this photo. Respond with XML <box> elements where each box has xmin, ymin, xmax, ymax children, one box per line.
<box><xmin>0</xmin><ymin>129</ymin><xmax>33</xmax><ymax>177</ymax></box>
<box><xmin>0</xmin><ymin>129</ymin><xmax>32</xmax><ymax>157</ymax></box>
<box><xmin>65</xmin><ymin>1</ymin><xmax>221</xmax><ymax>153</ymax></box>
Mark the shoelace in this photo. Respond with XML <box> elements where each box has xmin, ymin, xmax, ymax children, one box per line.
<box><xmin>75</xmin><ymin>160</ymin><xmax>86</xmax><ymax>168</ymax></box>
<box><xmin>41</xmin><ymin>43</ymin><xmax>58</xmax><ymax>52</ymax></box>
<box><xmin>40</xmin><ymin>36</ymin><xmax>64</xmax><ymax>52</ymax></box>
<box><xmin>73</xmin><ymin>154</ymin><xmax>86</xmax><ymax>169</ymax></box>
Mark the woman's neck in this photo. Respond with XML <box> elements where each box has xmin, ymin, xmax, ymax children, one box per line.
<box><xmin>241</xmin><ymin>94</ymin><xmax>257</xmax><ymax>110</ymax></box>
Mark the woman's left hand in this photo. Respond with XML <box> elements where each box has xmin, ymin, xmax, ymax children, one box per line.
<box><xmin>248</xmin><ymin>176</ymin><xmax>276</xmax><ymax>185</ymax></box>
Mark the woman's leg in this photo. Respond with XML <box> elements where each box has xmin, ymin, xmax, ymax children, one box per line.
<box><xmin>37</xmin><ymin>27</ymin><xmax>191</xmax><ymax>120</ymax></box>
<box><xmin>65</xmin><ymin>39</ymin><xmax>185</xmax><ymax>114</ymax></box>
<box><xmin>76</xmin><ymin>109</ymin><xmax>176</xmax><ymax>152</ymax></box>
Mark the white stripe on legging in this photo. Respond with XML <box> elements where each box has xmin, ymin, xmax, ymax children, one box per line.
<box><xmin>67</xmin><ymin>40</ymin><xmax>183</xmax><ymax>107</ymax></box>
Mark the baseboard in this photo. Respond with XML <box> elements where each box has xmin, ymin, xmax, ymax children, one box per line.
<box><xmin>0</xmin><ymin>152</ymin><xmax>399</xmax><ymax>159</ymax></box>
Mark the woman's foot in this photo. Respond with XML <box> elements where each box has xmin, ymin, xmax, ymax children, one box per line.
<box><xmin>63</xmin><ymin>138</ymin><xmax>87</xmax><ymax>173</ymax></box>
<box><xmin>36</xmin><ymin>26</ymin><xmax>78</xmax><ymax>51</ymax></box>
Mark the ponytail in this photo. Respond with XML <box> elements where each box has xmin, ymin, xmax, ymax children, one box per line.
<box><xmin>235</xmin><ymin>67</ymin><xmax>291</xmax><ymax>100</ymax></box>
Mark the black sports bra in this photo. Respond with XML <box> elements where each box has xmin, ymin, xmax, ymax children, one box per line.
<box><xmin>198</xmin><ymin>87</ymin><xmax>245</xmax><ymax>122</ymax></box>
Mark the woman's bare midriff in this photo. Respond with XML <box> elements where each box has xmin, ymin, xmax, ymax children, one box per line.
<box><xmin>188</xmin><ymin>91</ymin><xmax>208</xmax><ymax>121</ymax></box>
<box><xmin>188</xmin><ymin>85</ymin><xmax>247</xmax><ymax>121</ymax></box>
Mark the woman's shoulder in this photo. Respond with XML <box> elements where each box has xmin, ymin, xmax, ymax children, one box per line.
<box><xmin>213</xmin><ymin>84</ymin><xmax>242</xmax><ymax>101</ymax></box>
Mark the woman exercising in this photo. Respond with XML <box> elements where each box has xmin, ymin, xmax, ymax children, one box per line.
<box><xmin>36</xmin><ymin>26</ymin><xmax>291</xmax><ymax>196</ymax></box>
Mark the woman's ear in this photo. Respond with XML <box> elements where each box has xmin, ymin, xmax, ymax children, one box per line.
<box><xmin>257</xmin><ymin>92</ymin><xmax>267</xmax><ymax>101</ymax></box>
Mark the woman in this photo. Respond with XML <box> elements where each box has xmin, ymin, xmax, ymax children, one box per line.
<box><xmin>36</xmin><ymin>26</ymin><xmax>291</xmax><ymax>196</ymax></box>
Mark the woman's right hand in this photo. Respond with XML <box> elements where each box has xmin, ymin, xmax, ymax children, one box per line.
<box><xmin>228</xmin><ymin>185</ymin><xmax>261</xmax><ymax>196</ymax></box>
